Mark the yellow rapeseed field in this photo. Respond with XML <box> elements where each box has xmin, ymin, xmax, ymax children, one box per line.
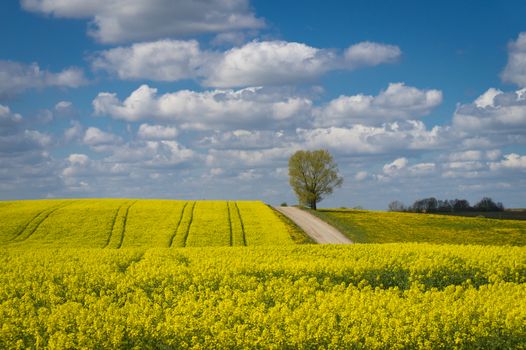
<box><xmin>1</xmin><ymin>200</ymin><xmax>526</xmax><ymax>348</ymax></box>
<box><xmin>0</xmin><ymin>244</ymin><xmax>525</xmax><ymax>348</ymax></box>
<box><xmin>0</xmin><ymin>199</ymin><xmax>296</xmax><ymax>248</ymax></box>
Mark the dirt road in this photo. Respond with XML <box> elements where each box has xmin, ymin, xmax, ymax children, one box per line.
<box><xmin>275</xmin><ymin>206</ymin><xmax>353</xmax><ymax>244</ymax></box>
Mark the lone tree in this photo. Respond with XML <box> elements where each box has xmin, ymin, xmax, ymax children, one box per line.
<box><xmin>288</xmin><ymin>149</ymin><xmax>343</xmax><ymax>210</ymax></box>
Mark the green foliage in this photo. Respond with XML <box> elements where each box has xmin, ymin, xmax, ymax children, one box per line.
<box><xmin>310</xmin><ymin>208</ymin><xmax>526</xmax><ymax>245</ymax></box>
<box><xmin>1</xmin><ymin>244</ymin><xmax>525</xmax><ymax>348</ymax></box>
<box><xmin>288</xmin><ymin>149</ymin><xmax>343</xmax><ymax>210</ymax></box>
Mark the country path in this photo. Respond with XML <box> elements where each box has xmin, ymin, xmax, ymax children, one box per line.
<box><xmin>274</xmin><ymin>206</ymin><xmax>353</xmax><ymax>244</ymax></box>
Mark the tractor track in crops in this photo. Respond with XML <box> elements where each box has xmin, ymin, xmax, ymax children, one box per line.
<box><xmin>103</xmin><ymin>203</ymin><xmax>126</xmax><ymax>249</ymax></box>
<box><xmin>234</xmin><ymin>202</ymin><xmax>247</xmax><ymax>246</ymax></box>
<box><xmin>168</xmin><ymin>202</ymin><xmax>189</xmax><ymax>248</ymax></box>
<box><xmin>182</xmin><ymin>201</ymin><xmax>196</xmax><ymax>247</ymax></box>
<box><xmin>116</xmin><ymin>201</ymin><xmax>137</xmax><ymax>249</ymax></box>
<box><xmin>10</xmin><ymin>202</ymin><xmax>74</xmax><ymax>242</ymax></box>
<box><xmin>274</xmin><ymin>207</ymin><xmax>353</xmax><ymax>244</ymax></box>
<box><xmin>227</xmin><ymin>201</ymin><xmax>233</xmax><ymax>246</ymax></box>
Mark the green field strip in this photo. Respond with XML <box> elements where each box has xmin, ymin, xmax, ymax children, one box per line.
<box><xmin>171</xmin><ymin>201</ymin><xmax>196</xmax><ymax>247</ymax></box>
<box><xmin>116</xmin><ymin>201</ymin><xmax>137</xmax><ymax>249</ymax></box>
<box><xmin>313</xmin><ymin>209</ymin><xmax>526</xmax><ymax>245</ymax></box>
<box><xmin>10</xmin><ymin>202</ymin><xmax>71</xmax><ymax>242</ymax></box>
<box><xmin>233</xmin><ymin>202</ymin><xmax>247</xmax><ymax>246</ymax></box>
<box><xmin>168</xmin><ymin>201</ymin><xmax>189</xmax><ymax>248</ymax></box>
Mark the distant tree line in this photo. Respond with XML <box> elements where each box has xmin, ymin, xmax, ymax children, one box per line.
<box><xmin>388</xmin><ymin>197</ymin><xmax>504</xmax><ymax>213</ymax></box>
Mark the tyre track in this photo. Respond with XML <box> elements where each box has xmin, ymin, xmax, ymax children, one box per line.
<box><xmin>227</xmin><ymin>201</ymin><xmax>233</xmax><ymax>246</ymax></box>
<box><xmin>182</xmin><ymin>201</ymin><xmax>196</xmax><ymax>247</ymax></box>
<box><xmin>103</xmin><ymin>202</ymin><xmax>126</xmax><ymax>249</ymax></box>
<box><xmin>11</xmin><ymin>201</ymin><xmax>75</xmax><ymax>242</ymax></box>
<box><xmin>168</xmin><ymin>201</ymin><xmax>189</xmax><ymax>248</ymax></box>
<box><xmin>116</xmin><ymin>200</ymin><xmax>137</xmax><ymax>249</ymax></box>
<box><xmin>234</xmin><ymin>202</ymin><xmax>247</xmax><ymax>246</ymax></box>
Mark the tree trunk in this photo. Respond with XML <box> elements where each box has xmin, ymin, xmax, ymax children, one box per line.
<box><xmin>310</xmin><ymin>200</ymin><xmax>317</xmax><ymax>210</ymax></box>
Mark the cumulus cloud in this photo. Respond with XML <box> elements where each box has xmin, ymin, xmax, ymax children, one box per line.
<box><xmin>379</xmin><ymin>158</ymin><xmax>435</xmax><ymax>180</ymax></box>
<box><xmin>298</xmin><ymin>121</ymin><xmax>450</xmax><ymax>155</ymax></box>
<box><xmin>313</xmin><ymin>83</ymin><xmax>442</xmax><ymax>126</ymax></box>
<box><xmin>0</xmin><ymin>104</ymin><xmax>23</xmax><ymax>135</ymax></box>
<box><xmin>202</xmin><ymin>40</ymin><xmax>401</xmax><ymax>87</ymax></box>
<box><xmin>199</xmin><ymin>130</ymin><xmax>286</xmax><ymax>150</ymax></box>
<box><xmin>64</xmin><ymin>121</ymin><xmax>84</xmax><ymax>142</ymax></box>
<box><xmin>0</xmin><ymin>60</ymin><xmax>86</xmax><ymax>99</ymax></box>
<box><xmin>383</xmin><ymin>157</ymin><xmax>408</xmax><ymax>175</ymax></box>
<box><xmin>490</xmin><ymin>153</ymin><xmax>526</xmax><ymax>170</ymax></box>
<box><xmin>21</xmin><ymin>0</ymin><xmax>264</xmax><ymax>44</ymax></box>
<box><xmin>93</xmin><ymin>84</ymin><xmax>312</xmax><ymax>130</ymax></box>
<box><xmin>501</xmin><ymin>32</ymin><xmax>526</xmax><ymax>87</ymax></box>
<box><xmin>137</xmin><ymin>124</ymin><xmax>178</xmax><ymax>140</ymax></box>
<box><xmin>83</xmin><ymin>127</ymin><xmax>121</xmax><ymax>146</ymax></box>
<box><xmin>344</xmin><ymin>41</ymin><xmax>401</xmax><ymax>68</ymax></box>
<box><xmin>92</xmin><ymin>40</ymin><xmax>208</xmax><ymax>81</ymax></box>
<box><xmin>453</xmin><ymin>87</ymin><xmax>526</xmax><ymax>133</ymax></box>
<box><xmin>91</xmin><ymin>39</ymin><xmax>401</xmax><ymax>87</ymax></box>
<box><xmin>0</xmin><ymin>104</ymin><xmax>52</xmax><ymax>153</ymax></box>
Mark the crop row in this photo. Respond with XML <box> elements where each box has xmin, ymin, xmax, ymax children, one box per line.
<box><xmin>1</xmin><ymin>243</ymin><xmax>525</xmax><ymax>348</ymax></box>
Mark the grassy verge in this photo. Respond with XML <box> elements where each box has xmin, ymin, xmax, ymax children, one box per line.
<box><xmin>306</xmin><ymin>208</ymin><xmax>526</xmax><ymax>246</ymax></box>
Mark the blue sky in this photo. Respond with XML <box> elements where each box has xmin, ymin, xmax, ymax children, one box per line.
<box><xmin>1</xmin><ymin>0</ymin><xmax>525</xmax><ymax>209</ymax></box>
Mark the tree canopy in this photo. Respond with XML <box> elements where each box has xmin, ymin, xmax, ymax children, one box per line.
<box><xmin>288</xmin><ymin>149</ymin><xmax>343</xmax><ymax>210</ymax></box>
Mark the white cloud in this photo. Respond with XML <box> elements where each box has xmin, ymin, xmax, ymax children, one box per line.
<box><xmin>344</xmin><ymin>41</ymin><xmax>401</xmax><ymax>68</ymax></box>
<box><xmin>93</xmin><ymin>84</ymin><xmax>312</xmax><ymax>130</ymax></box>
<box><xmin>314</xmin><ymin>83</ymin><xmax>442</xmax><ymax>126</ymax></box>
<box><xmin>204</xmin><ymin>40</ymin><xmax>401</xmax><ymax>87</ymax></box>
<box><xmin>64</xmin><ymin>121</ymin><xmax>83</xmax><ymax>142</ymax></box>
<box><xmin>83</xmin><ymin>127</ymin><xmax>121</xmax><ymax>146</ymax></box>
<box><xmin>383</xmin><ymin>157</ymin><xmax>408</xmax><ymax>176</ymax></box>
<box><xmin>0</xmin><ymin>104</ymin><xmax>52</xmax><ymax>154</ymax></box>
<box><xmin>474</xmin><ymin>88</ymin><xmax>502</xmax><ymax>108</ymax></box>
<box><xmin>203</xmin><ymin>40</ymin><xmax>336</xmax><ymax>87</ymax></box>
<box><xmin>298</xmin><ymin>121</ymin><xmax>450</xmax><ymax>155</ymax></box>
<box><xmin>92</xmin><ymin>40</ymin><xmax>207</xmax><ymax>81</ymax></box>
<box><xmin>91</xmin><ymin>39</ymin><xmax>401</xmax><ymax>87</ymax></box>
<box><xmin>501</xmin><ymin>32</ymin><xmax>526</xmax><ymax>87</ymax></box>
<box><xmin>0</xmin><ymin>104</ymin><xmax>23</xmax><ymax>135</ymax></box>
<box><xmin>354</xmin><ymin>171</ymin><xmax>368</xmax><ymax>181</ymax></box>
<box><xmin>490</xmin><ymin>153</ymin><xmax>526</xmax><ymax>170</ymax></box>
<box><xmin>453</xmin><ymin>87</ymin><xmax>526</xmax><ymax>132</ymax></box>
<box><xmin>199</xmin><ymin>129</ymin><xmax>286</xmax><ymax>149</ymax></box>
<box><xmin>21</xmin><ymin>0</ymin><xmax>264</xmax><ymax>44</ymax></box>
<box><xmin>137</xmin><ymin>124</ymin><xmax>178</xmax><ymax>140</ymax></box>
<box><xmin>0</xmin><ymin>60</ymin><xmax>86</xmax><ymax>99</ymax></box>
<box><xmin>107</xmin><ymin>140</ymin><xmax>194</xmax><ymax>167</ymax></box>
<box><xmin>448</xmin><ymin>150</ymin><xmax>482</xmax><ymax>161</ymax></box>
